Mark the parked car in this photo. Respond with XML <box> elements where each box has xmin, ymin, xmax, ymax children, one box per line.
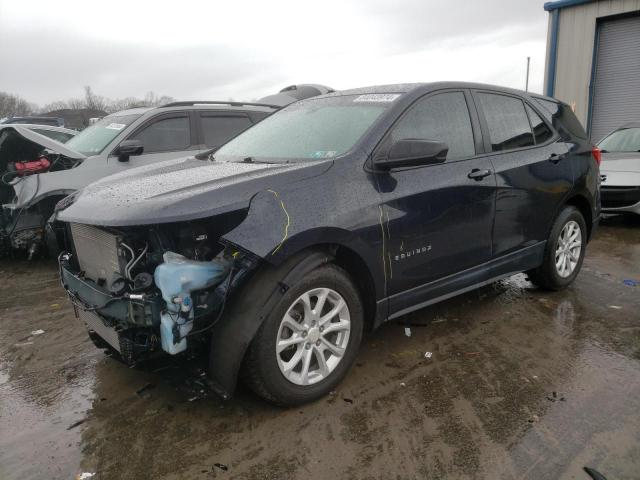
<box><xmin>597</xmin><ymin>122</ymin><xmax>640</xmax><ymax>215</ymax></box>
<box><xmin>54</xmin><ymin>82</ymin><xmax>600</xmax><ymax>406</ymax></box>
<box><xmin>0</xmin><ymin>124</ymin><xmax>78</xmax><ymax>256</ymax></box>
<box><xmin>1</xmin><ymin>84</ymin><xmax>332</xmax><ymax>258</ymax></box>
<box><xmin>2</xmin><ymin>116</ymin><xmax>65</xmax><ymax>127</ymax></box>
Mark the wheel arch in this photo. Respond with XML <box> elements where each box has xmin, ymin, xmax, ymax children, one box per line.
<box><xmin>207</xmin><ymin>242</ymin><xmax>381</xmax><ymax>399</ymax></box>
<box><xmin>564</xmin><ymin>193</ymin><xmax>594</xmax><ymax>240</ymax></box>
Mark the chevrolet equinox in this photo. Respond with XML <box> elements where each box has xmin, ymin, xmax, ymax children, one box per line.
<box><xmin>55</xmin><ymin>82</ymin><xmax>600</xmax><ymax>406</ymax></box>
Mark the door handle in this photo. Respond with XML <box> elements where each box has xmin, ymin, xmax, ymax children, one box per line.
<box><xmin>548</xmin><ymin>153</ymin><xmax>563</xmax><ymax>164</ymax></box>
<box><xmin>468</xmin><ymin>168</ymin><xmax>492</xmax><ymax>180</ymax></box>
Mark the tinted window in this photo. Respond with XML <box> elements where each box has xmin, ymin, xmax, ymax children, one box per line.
<box><xmin>478</xmin><ymin>93</ymin><xmax>534</xmax><ymax>151</ymax></box>
<box><xmin>201</xmin><ymin>114</ymin><xmax>253</xmax><ymax>147</ymax></box>
<box><xmin>532</xmin><ymin>98</ymin><xmax>587</xmax><ymax>141</ymax></box>
<box><xmin>525</xmin><ymin>104</ymin><xmax>553</xmax><ymax>144</ymax></box>
<box><xmin>391</xmin><ymin>92</ymin><xmax>475</xmax><ymax>160</ymax></box>
<box><xmin>131</xmin><ymin>116</ymin><xmax>190</xmax><ymax>153</ymax></box>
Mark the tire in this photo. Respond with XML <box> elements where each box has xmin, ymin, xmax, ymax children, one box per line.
<box><xmin>527</xmin><ymin>206</ymin><xmax>587</xmax><ymax>291</ymax></box>
<box><xmin>242</xmin><ymin>263</ymin><xmax>363</xmax><ymax>406</ymax></box>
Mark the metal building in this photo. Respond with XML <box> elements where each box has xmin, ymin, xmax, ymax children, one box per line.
<box><xmin>543</xmin><ymin>0</ymin><xmax>640</xmax><ymax>141</ymax></box>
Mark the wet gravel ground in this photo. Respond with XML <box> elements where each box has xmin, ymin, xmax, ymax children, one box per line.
<box><xmin>1</xmin><ymin>215</ymin><xmax>639</xmax><ymax>480</ymax></box>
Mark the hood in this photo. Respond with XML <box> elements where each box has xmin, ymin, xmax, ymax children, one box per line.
<box><xmin>1</xmin><ymin>125</ymin><xmax>86</xmax><ymax>160</ymax></box>
<box><xmin>599</xmin><ymin>152</ymin><xmax>640</xmax><ymax>173</ymax></box>
<box><xmin>57</xmin><ymin>156</ymin><xmax>331</xmax><ymax>226</ymax></box>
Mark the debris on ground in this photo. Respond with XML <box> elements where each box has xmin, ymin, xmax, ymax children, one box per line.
<box><xmin>67</xmin><ymin>419</ymin><xmax>86</xmax><ymax>430</ymax></box>
<box><xmin>623</xmin><ymin>279</ymin><xmax>640</xmax><ymax>287</ymax></box>
<box><xmin>465</xmin><ymin>352</ymin><xmax>481</xmax><ymax>357</ymax></box>
<box><xmin>404</xmin><ymin>327</ymin><xmax>412</xmax><ymax>337</ymax></box>
<box><xmin>608</xmin><ymin>305</ymin><xmax>622</xmax><ymax>309</ymax></box>
<box><xmin>400</xmin><ymin>382</ymin><xmax>406</xmax><ymax>387</ymax></box>
<box><xmin>76</xmin><ymin>473</ymin><xmax>95</xmax><ymax>480</ymax></box>
<box><xmin>431</xmin><ymin>317</ymin><xmax>447</xmax><ymax>324</ymax></box>
<box><xmin>135</xmin><ymin>383</ymin><xmax>155</xmax><ymax>396</ymax></box>
<box><xmin>424</xmin><ymin>351</ymin><xmax>433</xmax><ymax>359</ymax></box>
<box><xmin>14</xmin><ymin>342</ymin><xmax>34</xmax><ymax>347</ymax></box>
<box><xmin>50</xmin><ymin>303</ymin><xmax>60</xmax><ymax>309</ymax></box>
<box><xmin>527</xmin><ymin>414</ymin><xmax>540</xmax><ymax>423</ymax></box>
<box><xmin>584</xmin><ymin>466</ymin><xmax>607</xmax><ymax>480</ymax></box>
<box><xmin>343</xmin><ymin>397</ymin><xmax>353</xmax><ymax>404</ymax></box>
<box><xmin>213</xmin><ymin>463</ymin><xmax>228</xmax><ymax>471</ymax></box>
<box><xmin>30</xmin><ymin>329</ymin><xmax>45</xmax><ymax>336</ymax></box>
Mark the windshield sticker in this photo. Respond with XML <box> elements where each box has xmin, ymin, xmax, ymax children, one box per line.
<box><xmin>105</xmin><ymin>123</ymin><xmax>126</xmax><ymax>130</ymax></box>
<box><xmin>353</xmin><ymin>94</ymin><xmax>401</xmax><ymax>103</ymax></box>
<box><xmin>309</xmin><ymin>151</ymin><xmax>337</xmax><ymax>159</ymax></box>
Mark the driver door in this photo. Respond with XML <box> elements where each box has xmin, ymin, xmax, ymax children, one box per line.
<box><xmin>109</xmin><ymin>112</ymin><xmax>198</xmax><ymax>167</ymax></box>
<box><xmin>376</xmin><ymin>90</ymin><xmax>496</xmax><ymax>315</ymax></box>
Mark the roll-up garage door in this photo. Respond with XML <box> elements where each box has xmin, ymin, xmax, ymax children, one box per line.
<box><xmin>590</xmin><ymin>15</ymin><xmax>640</xmax><ymax>142</ymax></box>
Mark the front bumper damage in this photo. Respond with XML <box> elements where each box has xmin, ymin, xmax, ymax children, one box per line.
<box><xmin>59</xmin><ymin>247</ymin><xmax>258</xmax><ymax>367</ymax></box>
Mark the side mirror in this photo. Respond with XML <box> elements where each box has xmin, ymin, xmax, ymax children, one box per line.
<box><xmin>115</xmin><ymin>139</ymin><xmax>144</xmax><ymax>162</ymax></box>
<box><xmin>374</xmin><ymin>139</ymin><xmax>448</xmax><ymax>170</ymax></box>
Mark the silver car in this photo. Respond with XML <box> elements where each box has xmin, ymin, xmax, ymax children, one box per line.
<box><xmin>1</xmin><ymin>85</ymin><xmax>333</xmax><ymax>257</ymax></box>
<box><xmin>598</xmin><ymin>122</ymin><xmax>640</xmax><ymax>215</ymax></box>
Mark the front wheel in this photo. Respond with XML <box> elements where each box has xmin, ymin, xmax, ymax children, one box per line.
<box><xmin>527</xmin><ymin>206</ymin><xmax>587</xmax><ymax>290</ymax></box>
<box><xmin>242</xmin><ymin>263</ymin><xmax>363</xmax><ymax>406</ymax></box>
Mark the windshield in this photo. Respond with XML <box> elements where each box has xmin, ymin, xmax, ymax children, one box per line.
<box><xmin>215</xmin><ymin>94</ymin><xmax>395</xmax><ymax>162</ymax></box>
<box><xmin>65</xmin><ymin>114</ymin><xmax>142</xmax><ymax>156</ymax></box>
<box><xmin>598</xmin><ymin>127</ymin><xmax>640</xmax><ymax>153</ymax></box>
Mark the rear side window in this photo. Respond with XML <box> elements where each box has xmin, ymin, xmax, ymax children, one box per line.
<box><xmin>525</xmin><ymin>104</ymin><xmax>553</xmax><ymax>144</ymax></box>
<box><xmin>391</xmin><ymin>92</ymin><xmax>475</xmax><ymax>161</ymax></box>
<box><xmin>130</xmin><ymin>115</ymin><xmax>190</xmax><ymax>153</ymax></box>
<box><xmin>532</xmin><ymin>98</ymin><xmax>588</xmax><ymax>141</ymax></box>
<box><xmin>200</xmin><ymin>114</ymin><xmax>253</xmax><ymax>148</ymax></box>
<box><xmin>477</xmin><ymin>93</ymin><xmax>534</xmax><ymax>151</ymax></box>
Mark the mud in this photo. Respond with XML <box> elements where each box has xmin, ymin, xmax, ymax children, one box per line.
<box><xmin>1</xmin><ymin>216</ymin><xmax>639</xmax><ymax>480</ymax></box>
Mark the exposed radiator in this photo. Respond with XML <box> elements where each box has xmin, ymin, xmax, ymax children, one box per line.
<box><xmin>70</xmin><ymin>223</ymin><xmax>122</xmax><ymax>285</ymax></box>
<box><xmin>77</xmin><ymin>308</ymin><xmax>121</xmax><ymax>352</ymax></box>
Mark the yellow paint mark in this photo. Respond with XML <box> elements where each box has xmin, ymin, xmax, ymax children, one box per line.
<box><xmin>268</xmin><ymin>189</ymin><xmax>291</xmax><ymax>255</ymax></box>
<box><xmin>378</xmin><ymin>206</ymin><xmax>387</xmax><ymax>291</ymax></box>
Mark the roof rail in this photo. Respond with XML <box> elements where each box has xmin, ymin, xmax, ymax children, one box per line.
<box><xmin>160</xmin><ymin>101</ymin><xmax>281</xmax><ymax>109</ymax></box>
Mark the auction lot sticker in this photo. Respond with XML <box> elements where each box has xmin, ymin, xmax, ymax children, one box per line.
<box><xmin>105</xmin><ymin>123</ymin><xmax>126</xmax><ymax>130</ymax></box>
<box><xmin>353</xmin><ymin>94</ymin><xmax>401</xmax><ymax>102</ymax></box>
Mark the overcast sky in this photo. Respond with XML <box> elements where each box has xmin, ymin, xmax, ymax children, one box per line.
<box><xmin>0</xmin><ymin>0</ymin><xmax>550</xmax><ymax>106</ymax></box>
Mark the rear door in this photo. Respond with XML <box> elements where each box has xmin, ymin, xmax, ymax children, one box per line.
<box><xmin>197</xmin><ymin>111</ymin><xmax>254</xmax><ymax>150</ymax></box>
<box><xmin>377</xmin><ymin>90</ymin><xmax>496</xmax><ymax>313</ymax></box>
<box><xmin>473</xmin><ymin>91</ymin><xmax>573</xmax><ymax>258</ymax></box>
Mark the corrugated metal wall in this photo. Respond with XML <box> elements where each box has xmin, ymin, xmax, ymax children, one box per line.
<box><xmin>547</xmin><ymin>0</ymin><xmax>640</xmax><ymax>131</ymax></box>
<box><xmin>590</xmin><ymin>15</ymin><xmax>640</xmax><ymax>141</ymax></box>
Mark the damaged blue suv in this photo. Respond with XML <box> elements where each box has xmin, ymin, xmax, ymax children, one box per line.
<box><xmin>55</xmin><ymin>83</ymin><xmax>600</xmax><ymax>405</ymax></box>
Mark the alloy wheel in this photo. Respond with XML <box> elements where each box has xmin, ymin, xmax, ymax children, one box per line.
<box><xmin>276</xmin><ymin>287</ymin><xmax>351</xmax><ymax>386</ymax></box>
<box><xmin>555</xmin><ymin>220</ymin><xmax>582</xmax><ymax>278</ymax></box>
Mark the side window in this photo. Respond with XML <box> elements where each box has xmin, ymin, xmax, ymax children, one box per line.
<box><xmin>390</xmin><ymin>92</ymin><xmax>475</xmax><ymax>161</ymax></box>
<box><xmin>477</xmin><ymin>93</ymin><xmax>534</xmax><ymax>151</ymax></box>
<box><xmin>130</xmin><ymin>115</ymin><xmax>190</xmax><ymax>153</ymax></box>
<box><xmin>525</xmin><ymin>104</ymin><xmax>553</xmax><ymax>144</ymax></box>
<box><xmin>200</xmin><ymin>114</ymin><xmax>253</xmax><ymax>148</ymax></box>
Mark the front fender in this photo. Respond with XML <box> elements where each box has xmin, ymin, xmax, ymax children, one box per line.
<box><xmin>208</xmin><ymin>250</ymin><xmax>333</xmax><ymax>398</ymax></box>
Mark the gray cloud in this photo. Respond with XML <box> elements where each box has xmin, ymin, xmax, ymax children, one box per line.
<box><xmin>0</xmin><ymin>0</ymin><xmax>549</xmax><ymax>106</ymax></box>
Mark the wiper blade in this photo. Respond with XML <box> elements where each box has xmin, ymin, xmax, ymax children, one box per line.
<box><xmin>240</xmin><ymin>157</ymin><xmax>275</xmax><ymax>164</ymax></box>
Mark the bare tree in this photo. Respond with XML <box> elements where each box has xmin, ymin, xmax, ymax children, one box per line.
<box><xmin>0</xmin><ymin>92</ymin><xmax>37</xmax><ymax>118</ymax></box>
<box><xmin>84</xmin><ymin>86</ymin><xmax>107</xmax><ymax>111</ymax></box>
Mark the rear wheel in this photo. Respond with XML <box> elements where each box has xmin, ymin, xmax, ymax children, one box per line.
<box><xmin>242</xmin><ymin>263</ymin><xmax>363</xmax><ymax>406</ymax></box>
<box><xmin>527</xmin><ymin>206</ymin><xmax>587</xmax><ymax>290</ymax></box>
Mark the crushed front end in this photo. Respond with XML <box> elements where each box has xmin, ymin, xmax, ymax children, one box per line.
<box><xmin>59</xmin><ymin>218</ymin><xmax>257</xmax><ymax>365</ymax></box>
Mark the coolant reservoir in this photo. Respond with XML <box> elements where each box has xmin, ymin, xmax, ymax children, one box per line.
<box><xmin>154</xmin><ymin>252</ymin><xmax>230</xmax><ymax>354</ymax></box>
